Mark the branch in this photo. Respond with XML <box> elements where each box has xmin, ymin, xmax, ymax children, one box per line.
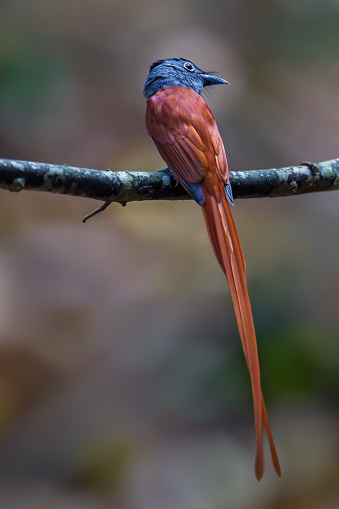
<box><xmin>0</xmin><ymin>158</ymin><xmax>338</xmax><ymax>206</ymax></box>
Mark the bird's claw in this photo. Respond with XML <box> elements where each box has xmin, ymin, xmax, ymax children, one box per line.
<box><xmin>157</xmin><ymin>168</ymin><xmax>179</xmax><ymax>186</ymax></box>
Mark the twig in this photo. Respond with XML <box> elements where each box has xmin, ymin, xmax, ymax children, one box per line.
<box><xmin>0</xmin><ymin>158</ymin><xmax>338</xmax><ymax>206</ymax></box>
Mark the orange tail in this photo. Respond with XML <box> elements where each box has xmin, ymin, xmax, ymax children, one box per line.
<box><xmin>201</xmin><ymin>174</ymin><xmax>281</xmax><ymax>480</ymax></box>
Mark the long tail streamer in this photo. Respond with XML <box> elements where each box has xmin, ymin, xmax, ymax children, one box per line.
<box><xmin>202</xmin><ymin>176</ymin><xmax>281</xmax><ymax>480</ymax></box>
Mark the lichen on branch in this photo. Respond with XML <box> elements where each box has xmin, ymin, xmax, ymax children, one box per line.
<box><xmin>0</xmin><ymin>157</ymin><xmax>338</xmax><ymax>205</ymax></box>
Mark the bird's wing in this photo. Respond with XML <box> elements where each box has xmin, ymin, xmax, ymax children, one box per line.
<box><xmin>146</xmin><ymin>87</ymin><xmax>229</xmax><ymax>188</ymax></box>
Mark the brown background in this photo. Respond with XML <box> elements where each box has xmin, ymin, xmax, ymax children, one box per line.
<box><xmin>0</xmin><ymin>0</ymin><xmax>339</xmax><ymax>507</ymax></box>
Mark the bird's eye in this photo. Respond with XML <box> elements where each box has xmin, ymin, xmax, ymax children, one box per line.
<box><xmin>184</xmin><ymin>62</ymin><xmax>194</xmax><ymax>72</ymax></box>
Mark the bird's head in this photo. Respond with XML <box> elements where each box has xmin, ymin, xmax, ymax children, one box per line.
<box><xmin>143</xmin><ymin>58</ymin><xmax>229</xmax><ymax>99</ymax></box>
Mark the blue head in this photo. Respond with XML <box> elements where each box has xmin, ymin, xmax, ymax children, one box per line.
<box><xmin>143</xmin><ymin>58</ymin><xmax>229</xmax><ymax>99</ymax></box>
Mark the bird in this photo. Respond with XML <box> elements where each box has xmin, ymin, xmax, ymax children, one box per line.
<box><xmin>143</xmin><ymin>58</ymin><xmax>281</xmax><ymax>480</ymax></box>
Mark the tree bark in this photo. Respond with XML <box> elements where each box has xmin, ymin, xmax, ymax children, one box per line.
<box><xmin>0</xmin><ymin>157</ymin><xmax>338</xmax><ymax>205</ymax></box>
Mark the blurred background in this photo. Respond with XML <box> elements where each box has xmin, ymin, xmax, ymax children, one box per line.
<box><xmin>0</xmin><ymin>0</ymin><xmax>339</xmax><ymax>507</ymax></box>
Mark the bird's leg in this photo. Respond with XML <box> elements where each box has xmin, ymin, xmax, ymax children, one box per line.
<box><xmin>157</xmin><ymin>168</ymin><xmax>179</xmax><ymax>186</ymax></box>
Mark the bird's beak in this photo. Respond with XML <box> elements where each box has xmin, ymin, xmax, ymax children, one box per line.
<box><xmin>202</xmin><ymin>74</ymin><xmax>229</xmax><ymax>87</ymax></box>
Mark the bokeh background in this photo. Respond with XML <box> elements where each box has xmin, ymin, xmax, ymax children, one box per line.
<box><xmin>0</xmin><ymin>0</ymin><xmax>339</xmax><ymax>507</ymax></box>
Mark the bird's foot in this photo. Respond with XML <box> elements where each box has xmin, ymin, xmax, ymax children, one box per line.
<box><xmin>157</xmin><ymin>168</ymin><xmax>178</xmax><ymax>186</ymax></box>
